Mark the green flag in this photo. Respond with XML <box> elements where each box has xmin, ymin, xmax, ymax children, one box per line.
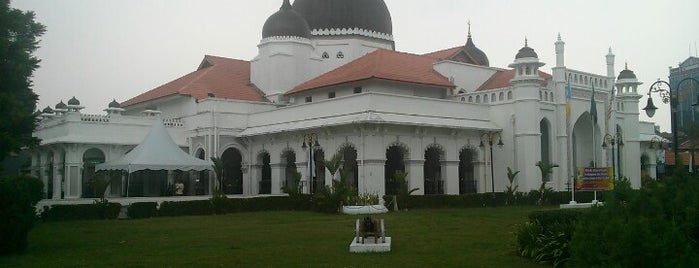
<box><xmin>590</xmin><ymin>84</ymin><xmax>597</xmax><ymax>124</ymax></box>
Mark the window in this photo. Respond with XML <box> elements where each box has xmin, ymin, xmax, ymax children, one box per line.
<box><xmin>336</xmin><ymin>51</ymin><xmax>344</xmax><ymax>59</ymax></box>
<box><xmin>353</xmin><ymin>87</ymin><xmax>363</xmax><ymax>94</ymax></box>
<box><xmin>305</xmin><ymin>96</ymin><xmax>312</xmax><ymax>103</ymax></box>
<box><xmin>491</xmin><ymin>93</ymin><xmax>496</xmax><ymax>102</ymax></box>
<box><xmin>461</xmin><ymin>97</ymin><xmax>466</xmax><ymax>102</ymax></box>
<box><xmin>328</xmin><ymin>92</ymin><xmax>336</xmax><ymax>99</ymax></box>
<box><xmin>499</xmin><ymin>92</ymin><xmax>504</xmax><ymax>101</ymax></box>
<box><xmin>468</xmin><ymin>96</ymin><xmax>473</xmax><ymax>102</ymax></box>
<box><xmin>476</xmin><ymin>95</ymin><xmax>481</xmax><ymax>103</ymax></box>
<box><xmin>322</xmin><ymin>52</ymin><xmax>329</xmax><ymax>59</ymax></box>
<box><xmin>484</xmin><ymin>94</ymin><xmax>489</xmax><ymax>103</ymax></box>
<box><xmin>507</xmin><ymin>91</ymin><xmax>513</xmax><ymax>100</ymax></box>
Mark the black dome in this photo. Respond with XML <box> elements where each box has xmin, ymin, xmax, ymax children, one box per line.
<box><xmin>108</xmin><ymin>99</ymin><xmax>121</xmax><ymax>108</ymax></box>
<box><xmin>618</xmin><ymin>65</ymin><xmax>637</xmax><ymax>80</ymax></box>
<box><xmin>42</xmin><ymin>106</ymin><xmax>54</xmax><ymax>113</ymax></box>
<box><xmin>262</xmin><ymin>0</ymin><xmax>311</xmax><ymax>39</ymax></box>
<box><xmin>67</xmin><ymin>96</ymin><xmax>80</xmax><ymax>105</ymax></box>
<box><xmin>515</xmin><ymin>46</ymin><xmax>538</xmax><ymax>59</ymax></box>
<box><xmin>55</xmin><ymin>101</ymin><xmax>67</xmax><ymax>109</ymax></box>
<box><xmin>292</xmin><ymin>0</ymin><xmax>392</xmax><ymax>35</ymax></box>
<box><xmin>464</xmin><ymin>36</ymin><xmax>489</xmax><ymax>66</ymax></box>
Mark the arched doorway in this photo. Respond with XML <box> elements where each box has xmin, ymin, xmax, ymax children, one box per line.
<box><xmin>312</xmin><ymin>148</ymin><xmax>325</xmax><ymax>194</ymax></box>
<box><xmin>221</xmin><ymin>148</ymin><xmax>243</xmax><ymax>194</ymax></box>
<box><xmin>82</xmin><ymin>148</ymin><xmax>106</xmax><ymax>198</ymax></box>
<box><xmin>195</xmin><ymin>149</ymin><xmax>209</xmax><ymax>195</ymax></box>
<box><xmin>258</xmin><ymin>151</ymin><xmax>272</xmax><ymax>194</ymax></box>
<box><xmin>281</xmin><ymin>149</ymin><xmax>297</xmax><ymax>192</ymax></box>
<box><xmin>424</xmin><ymin>146</ymin><xmax>444</xmax><ymax>195</ymax></box>
<box><xmin>572</xmin><ymin>112</ymin><xmax>601</xmax><ymax>168</ymax></box>
<box><xmin>340</xmin><ymin>144</ymin><xmax>358</xmax><ymax>191</ymax></box>
<box><xmin>385</xmin><ymin>144</ymin><xmax>407</xmax><ymax>195</ymax></box>
<box><xmin>459</xmin><ymin>147</ymin><xmax>477</xmax><ymax>194</ymax></box>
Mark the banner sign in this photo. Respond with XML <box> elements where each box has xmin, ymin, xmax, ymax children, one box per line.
<box><xmin>575</xmin><ymin>167</ymin><xmax>614</xmax><ymax>191</ymax></box>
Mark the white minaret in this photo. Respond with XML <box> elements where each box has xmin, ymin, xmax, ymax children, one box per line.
<box><xmin>555</xmin><ymin>33</ymin><xmax>565</xmax><ymax>68</ymax></box>
<box><xmin>614</xmin><ymin>64</ymin><xmax>643</xmax><ymax>188</ymax></box>
<box><xmin>509</xmin><ymin>39</ymin><xmax>547</xmax><ymax>191</ymax></box>
<box><xmin>606</xmin><ymin>47</ymin><xmax>615</xmax><ymax>78</ymax></box>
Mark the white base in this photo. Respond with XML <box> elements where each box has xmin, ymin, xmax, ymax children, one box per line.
<box><xmin>349</xmin><ymin>237</ymin><xmax>392</xmax><ymax>253</ymax></box>
<box><xmin>342</xmin><ymin>205</ymin><xmax>389</xmax><ymax>215</ymax></box>
<box><xmin>559</xmin><ymin>201</ymin><xmax>604</xmax><ymax>209</ymax></box>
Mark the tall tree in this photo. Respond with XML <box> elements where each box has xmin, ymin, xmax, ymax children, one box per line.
<box><xmin>0</xmin><ymin>0</ymin><xmax>45</xmax><ymax>161</ymax></box>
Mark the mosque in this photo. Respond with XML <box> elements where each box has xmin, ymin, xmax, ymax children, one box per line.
<box><xmin>32</xmin><ymin>0</ymin><xmax>661</xmax><ymax>200</ymax></box>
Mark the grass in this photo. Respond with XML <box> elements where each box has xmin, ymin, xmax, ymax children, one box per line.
<box><xmin>0</xmin><ymin>206</ymin><xmax>550</xmax><ymax>267</ymax></box>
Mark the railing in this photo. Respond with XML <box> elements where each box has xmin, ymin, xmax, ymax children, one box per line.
<box><xmin>81</xmin><ymin>114</ymin><xmax>110</xmax><ymax>122</ymax></box>
<box><xmin>163</xmin><ymin>119</ymin><xmax>184</xmax><ymax>127</ymax></box>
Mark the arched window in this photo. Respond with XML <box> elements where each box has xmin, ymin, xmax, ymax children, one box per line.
<box><xmin>507</xmin><ymin>91</ymin><xmax>513</xmax><ymax>100</ymax></box>
<box><xmin>491</xmin><ymin>93</ymin><xmax>496</xmax><ymax>102</ymax></box>
<box><xmin>499</xmin><ymin>92</ymin><xmax>504</xmax><ymax>101</ymax></box>
<box><xmin>476</xmin><ymin>95</ymin><xmax>481</xmax><ymax>103</ymax></box>
<box><xmin>461</xmin><ymin>97</ymin><xmax>466</xmax><ymax>102</ymax></box>
<box><xmin>468</xmin><ymin>96</ymin><xmax>473</xmax><ymax>102</ymax></box>
<box><xmin>484</xmin><ymin>94</ymin><xmax>489</xmax><ymax>103</ymax></box>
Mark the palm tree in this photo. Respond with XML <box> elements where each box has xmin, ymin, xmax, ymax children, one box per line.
<box><xmin>394</xmin><ymin>171</ymin><xmax>419</xmax><ymax>210</ymax></box>
<box><xmin>505</xmin><ymin>167</ymin><xmax>520</xmax><ymax>205</ymax></box>
<box><xmin>535</xmin><ymin>161</ymin><xmax>559</xmax><ymax>204</ymax></box>
<box><xmin>211</xmin><ymin>157</ymin><xmax>224</xmax><ymax>192</ymax></box>
<box><xmin>323</xmin><ymin>152</ymin><xmax>343</xmax><ymax>184</ymax></box>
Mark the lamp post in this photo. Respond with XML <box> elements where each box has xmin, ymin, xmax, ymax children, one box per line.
<box><xmin>602</xmin><ymin>133</ymin><xmax>623</xmax><ymax>179</ymax></box>
<box><xmin>301</xmin><ymin>133</ymin><xmax>320</xmax><ymax>194</ymax></box>
<box><xmin>643</xmin><ymin>78</ymin><xmax>699</xmax><ymax>167</ymax></box>
<box><xmin>480</xmin><ymin>132</ymin><xmax>504</xmax><ymax>193</ymax></box>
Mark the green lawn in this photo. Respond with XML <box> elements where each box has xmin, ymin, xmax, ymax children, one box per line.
<box><xmin>1</xmin><ymin>206</ymin><xmax>551</xmax><ymax>267</ymax></box>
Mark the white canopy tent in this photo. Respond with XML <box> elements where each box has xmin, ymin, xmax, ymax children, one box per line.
<box><xmin>96</xmin><ymin>119</ymin><xmax>213</xmax><ymax>196</ymax></box>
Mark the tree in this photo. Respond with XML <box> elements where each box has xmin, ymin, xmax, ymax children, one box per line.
<box><xmin>505</xmin><ymin>167</ymin><xmax>520</xmax><ymax>205</ymax></box>
<box><xmin>0</xmin><ymin>1</ymin><xmax>46</xmax><ymax>161</ymax></box>
<box><xmin>535</xmin><ymin>161</ymin><xmax>558</xmax><ymax>204</ymax></box>
<box><xmin>323</xmin><ymin>152</ymin><xmax>343</xmax><ymax>183</ymax></box>
<box><xmin>210</xmin><ymin>157</ymin><xmax>224</xmax><ymax>192</ymax></box>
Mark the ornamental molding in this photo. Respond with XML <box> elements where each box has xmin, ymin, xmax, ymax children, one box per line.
<box><xmin>310</xmin><ymin>28</ymin><xmax>393</xmax><ymax>41</ymax></box>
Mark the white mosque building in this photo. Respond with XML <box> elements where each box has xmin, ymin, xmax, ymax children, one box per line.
<box><xmin>32</xmin><ymin>0</ymin><xmax>661</xmax><ymax>200</ymax></box>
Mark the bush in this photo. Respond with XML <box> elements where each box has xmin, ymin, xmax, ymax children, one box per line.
<box><xmin>41</xmin><ymin>202</ymin><xmax>121</xmax><ymax>221</ymax></box>
<box><xmin>381</xmin><ymin>191</ymin><xmax>600</xmax><ymax>211</ymax></box>
<box><xmin>0</xmin><ymin>175</ymin><xmax>43</xmax><ymax>255</ymax></box>
<box><xmin>158</xmin><ymin>200</ymin><xmax>214</xmax><ymax>217</ymax></box>
<box><xmin>516</xmin><ymin>209</ymin><xmax>584</xmax><ymax>267</ymax></box>
<box><xmin>569</xmin><ymin>176</ymin><xmax>699</xmax><ymax>267</ymax></box>
<box><xmin>127</xmin><ymin>202</ymin><xmax>158</xmax><ymax>219</ymax></box>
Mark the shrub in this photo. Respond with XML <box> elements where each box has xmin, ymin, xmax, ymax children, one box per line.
<box><xmin>569</xmin><ymin>175</ymin><xmax>699</xmax><ymax>267</ymax></box>
<box><xmin>127</xmin><ymin>202</ymin><xmax>158</xmax><ymax>219</ymax></box>
<box><xmin>157</xmin><ymin>200</ymin><xmax>214</xmax><ymax>217</ymax></box>
<box><xmin>0</xmin><ymin>175</ymin><xmax>43</xmax><ymax>255</ymax></box>
<box><xmin>41</xmin><ymin>202</ymin><xmax>121</xmax><ymax>221</ymax></box>
<box><xmin>516</xmin><ymin>209</ymin><xmax>584</xmax><ymax>267</ymax></box>
<box><xmin>210</xmin><ymin>190</ymin><xmax>232</xmax><ymax>215</ymax></box>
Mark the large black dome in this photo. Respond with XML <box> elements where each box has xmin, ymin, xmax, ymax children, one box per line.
<box><xmin>262</xmin><ymin>0</ymin><xmax>311</xmax><ymax>39</ymax></box>
<box><xmin>292</xmin><ymin>0</ymin><xmax>392</xmax><ymax>35</ymax></box>
<box><xmin>464</xmin><ymin>36</ymin><xmax>489</xmax><ymax>66</ymax></box>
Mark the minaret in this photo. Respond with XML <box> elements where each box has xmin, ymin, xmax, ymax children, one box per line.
<box><xmin>509</xmin><ymin>39</ymin><xmax>546</xmax><ymax>192</ymax></box>
<box><xmin>555</xmin><ymin>33</ymin><xmax>565</xmax><ymax>68</ymax></box>
<box><xmin>606</xmin><ymin>47</ymin><xmax>615</xmax><ymax>78</ymax></box>
<box><xmin>614</xmin><ymin>64</ymin><xmax>643</xmax><ymax>188</ymax></box>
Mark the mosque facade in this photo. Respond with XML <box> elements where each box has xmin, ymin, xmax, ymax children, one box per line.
<box><xmin>32</xmin><ymin>0</ymin><xmax>660</xmax><ymax>200</ymax></box>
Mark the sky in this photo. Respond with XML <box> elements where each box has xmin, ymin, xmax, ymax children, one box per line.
<box><xmin>10</xmin><ymin>0</ymin><xmax>699</xmax><ymax>132</ymax></box>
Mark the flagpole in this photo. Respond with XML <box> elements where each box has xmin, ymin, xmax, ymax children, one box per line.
<box><xmin>566</xmin><ymin>76</ymin><xmax>575</xmax><ymax>204</ymax></box>
<box><xmin>590</xmin><ymin>84</ymin><xmax>598</xmax><ymax>202</ymax></box>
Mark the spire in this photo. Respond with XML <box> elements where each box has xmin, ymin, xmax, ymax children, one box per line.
<box><xmin>625</xmin><ymin>61</ymin><xmax>628</xmax><ymax>70</ymax></box>
<box><xmin>525</xmin><ymin>36</ymin><xmax>528</xmax><ymax>47</ymax></box>
<box><xmin>281</xmin><ymin>0</ymin><xmax>291</xmax><ymax>10</ymax></box>
<box><xmin>557</xmin><ymin>33</ymin><xmax>561</xmax><ymax>41</ymax></box>
<box><xmin>467</xmin><ymin>20</ymin><xmax>472</xmax><ymax>38</ymax></box>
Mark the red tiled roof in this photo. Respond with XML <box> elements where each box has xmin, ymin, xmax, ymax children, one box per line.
<box><xmin>122</xmin><ymin>55</ymin><xmax>267</xmax><ymax>107</ymax></box>
<box><xmin>287</xmin><ymin>49</ymin><xmax>455</xmax><ymax>95</ymax></box>
<box><xmin>422</xmin><ymin>46</ymin><xmax>463</xmax><ymax>60</ymax></box>
<box><xmin>476</xmin><ymin>69</ymin><xmax>551</xmax><ymax>91</ymax></box>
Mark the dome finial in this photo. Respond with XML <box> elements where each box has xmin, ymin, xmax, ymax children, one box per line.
<box><xmin>281</xmin><ymin>0</ymin><xmax>291</xmax><ymax>10</ymax></box>
<box><xmin>557</xmin><ymin>33</ymin><xmax>561</xmax><ymax>41</ymax></box>
<box><xmin>525</xmin><ymin>36</ymin><xmax>528</xmax><ymax>47</ymax></box>
<box><xmin>467</xmin><ymin>20</ymin><xmax>472</xmax><ymax>38</ymax></box>
<box><xmin>625</xmin><ymin>61</ymin><xmax>628</xmax><ymax>70</ymax></box>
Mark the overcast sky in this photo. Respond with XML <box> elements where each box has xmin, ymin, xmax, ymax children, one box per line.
<box><xmin>11</xmin><ymin>0</ymin><xmax>699</xmax><ymax>132</ymax></box>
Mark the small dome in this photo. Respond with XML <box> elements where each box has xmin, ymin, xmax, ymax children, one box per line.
<box><xmin>618</xmin><ymin>64</ymin><xmax>637</xmax><ymax>80</ymax></box>
<box><xmin>262</xmin><ymin>0</ymin><xmax>311</xmax><ymax>39</ymax></box>
<box><xmin>55</xmin><ymin>101</ymin><xmax>67</xmax><ymax>109</ymax></box>
<box><xmin>108</xmin><ymin>99</ymin><xmax>121</xmax><ymax>108</ymax></box>
<box><xmin>67</xmin><ymin>96</ymin><xmax>80</xmax><ymax>105</ymax></box>
<box><xmin>42</xmin><ymin>106</ymin><xmax>54</xmax><ymax>113</ymax></box>
<box><xmin>515</xmin><ymin>38</ymin><xmax>538</xmax><ymax>59</ymax></box>
<box><xmin>464</xmin><ymin>36</ymin><xmax>490</xmax><ymax>66</ymax></box>
<box><xmin>293</xmin><ymin>0</ymin><xmax>392</xmax><ymax>35</ymax></box>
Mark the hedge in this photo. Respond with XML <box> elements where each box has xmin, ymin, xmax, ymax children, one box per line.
<box><xmin>0</xmin><ymin>175</ymin><xmax>44</xmax><ymax>255</ymax></box>
<box><xmin>382</xmin><ymin>191</ymin><xmax>601</xmax><ymax>211</ymax></box>
<box><xmin>127</xmin><ymin>202</ymin><xmax>158</xmax><ymax>219</ymax></box>
<box><xmin>158</xmin><ymin>200</ymin><xmax>214</xmax><ymax>217</ymax></box>
<box><xmin>41</xmin><ymin>202</ymin><xmax>122</xmax><ymax>221</ymax></box>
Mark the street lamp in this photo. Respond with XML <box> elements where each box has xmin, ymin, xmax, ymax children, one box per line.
<box><xmin>602</xmin><ymin>133</ymin><xmax>623</xmax><ymax>179</ymax></box>
<box><xmin>643</xmin><ymin>78</ymin><xmax>699</xmax><ymax>165</ymax></box>
<box><xmin>301</xmin><ymin>133</ymin><xmax>320</xmax><ymax>193</ymax></box>
<box><xmin>480</xmin><ymin>132</ymin><xmax>504</xmax><ymax>193</ymax></box>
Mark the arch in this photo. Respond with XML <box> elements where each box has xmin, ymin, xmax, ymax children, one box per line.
<box><xmin>338</xmin><ymin>144</ymin><xmax>358</xmax><ymax>192</ymax></box>
<box><xmin>540</xmin><ymin>118</ymin><xmax>552</xmax><ymax>165</ymax></box>
<box><xmin>461</xmin><ymin>97</ymin><xmax>465</xmax><ymax>102</ymax></box>
<box><xmin>311</xmin><ymin>148</ymin><xmax>326</xmax><ymax>194</ymax></box>
<box><xmin>195</xmin><ymin>148</ymin><xmax>209</xmax><ymax>195</ymax></box>
<box><xmin>572</xmin><ymin>112</ymin><xmax>602</xmax><ymax>168</ymax></box>
<box><xmin>507</xmin><ymin>91</ymin><xmax>513</xmax><ymax>100</ymax></box>
<box><xmin>484</xmin><ymin>94</ymin><xmax>489</xmax><ymax>103</ymax></box>
<box><xmin>281</xmin><ymin>149</ymin><xmax>297</xmax><ymax>192</ymax></box>
<box><xmin>499</xmin><ymin>92</ymin><xmax>504</xmax><ymax>101</ymax></box>
<box><xmin>459</xmin><ymin>146</ymin><xmax>478</xmax><ymax>194</ymax></box>
<box><xmin>476</xmin><ymin>95</ymin><xmax>481</xmax><ymax>103</ymax></box>
<box><xmin>491</xmin><ymin>93</ymin><xmax>496</xmax><ymax>103</ymax></box>
<box><xmin>257</xmin><ymin>150</ymin><xmax>271</xmax><ymax>194</ymax></box>
<box><xmin>468</xmin><ymin>96</ymin><xmax>473</xmax><ymax>102</ymax></box>
<box><xmin>385</xmin><ymin>143</ymin><xmax>408</xmax><ymax>195</ymax></box>
<box><xmin>221</xmin><ymin>147</ymin><xmax>243</xmax><ymax>194</ymax></box>
<box><xmin>81</xmin><ymin>148</ymin><xmax>106</xmax><ymax>198</ymax></box>
<box><xmin>424</xmin><ymin>145</ymin><xmax>445</xmax><ymax>195</ymax></box>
